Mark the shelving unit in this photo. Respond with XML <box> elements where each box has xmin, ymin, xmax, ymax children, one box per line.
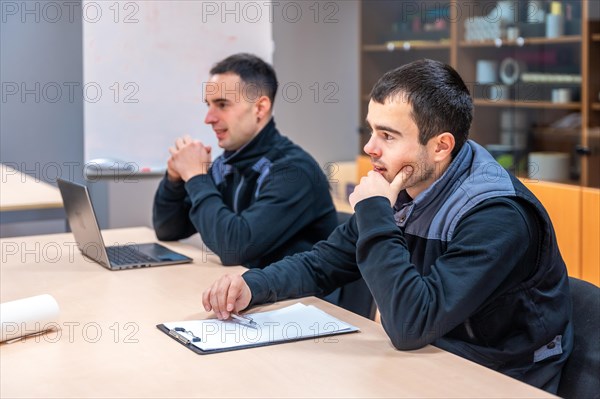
<box><xmin>363</xmin><ymin>42</ymin><xmax>451</xmax><ymax>51</ymax></box>
<box><xmin>458</xmin><ymin>35</ymin><xmax>581</xmax><ymax>46</ymax></box>
<box><xmin>473</xmin><ymin>99</ymin><xmax>581</xmax><ymax>109</ymax></box>
<box><xmin>359</xmin><ymin>0</ymin><xmax>599</xmax><ymax>188</ymax></box>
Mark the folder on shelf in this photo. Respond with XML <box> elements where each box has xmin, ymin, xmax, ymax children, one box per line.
<box><xmin>157</xmin><ymin>302</ymin><xmax>360</xmax><ymax>354</ymax></box>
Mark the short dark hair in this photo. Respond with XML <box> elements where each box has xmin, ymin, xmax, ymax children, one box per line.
<box><xmin>370</xmin><ymin>59</ymin><xmax>473</xmax><ymax>156</ymax></box>
<box><xmin>210</xmin><ymin>53</ymin><xmax>278</xmax><ymax>105</ymax></box>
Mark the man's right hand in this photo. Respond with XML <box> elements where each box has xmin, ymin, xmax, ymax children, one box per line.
<box><xmin>165</xmin><ymin>135</ymin><xmax>212</xmax><ymax>182</ymax></box>
<box><xmin>202</xmin><ymin>273</ymin><xmax>252</xmax><ymax>320</ymax></box>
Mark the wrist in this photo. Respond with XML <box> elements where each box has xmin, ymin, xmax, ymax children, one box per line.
<box><xmin>166</xmin><ymin>173</ymin><xmax>183</xmax><ymax>183</ymax></box>
<box><xmin>182</xmin><ymin>169</ymin><xmax>207</xmax><ymax>182</ymax></box>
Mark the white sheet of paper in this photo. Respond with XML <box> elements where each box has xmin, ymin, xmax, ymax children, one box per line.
<box><xmin>163</xmin><ymin>303</ymin><xmax>359</xmax><ymax>351</ymax></box>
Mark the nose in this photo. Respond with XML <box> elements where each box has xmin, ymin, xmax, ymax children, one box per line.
<box><xmin>204</xmin><ymin>107</ymin><xmax>218</xmax><ymax>125</ymax></box>
<box><xmin>363</xmin><ymin>135</ymin><xmax>380</xmax><ymax>158</ymax></box>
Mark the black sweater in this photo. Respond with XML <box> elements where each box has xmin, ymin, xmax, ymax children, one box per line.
<box><xmin>243</xmin><ymin>140</ymin><xmax>572</xmax><ymax>393</ymax></box>
<box><xmin>153</xmin><ymin>118</ymin><xmax>338</xmax><ymax>268</ymax></box>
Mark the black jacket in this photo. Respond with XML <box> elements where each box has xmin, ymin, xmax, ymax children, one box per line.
<box><xmin>243</xmin><ymin>140</ymin><xmax>572</xmax><ymax>393</ymax></box>
<box><xmin>153</xmin><ymin>118</ymin><xmax>338</xmax><ymax>268</ymax></box>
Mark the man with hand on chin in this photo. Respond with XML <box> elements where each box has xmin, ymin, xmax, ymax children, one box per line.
<box><xmin>153</xmin><ymin>53</ymin><xmax>337</xmax><ymax>268</ymax></box>
<box><xmin>201</xmin><ymin>59</ymin><xmax>572</xmax><ymax>394</ymax></box>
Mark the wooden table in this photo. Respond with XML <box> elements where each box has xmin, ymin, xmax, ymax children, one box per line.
<box><xmin>0</xmin><ymin>163</ymin><xmax>64</xmax><ymax>224</ymax></box>
<box><xmin>0</xmin><ymin>227</ymin><xmax>553</xmax><ymax>398</ymax></box>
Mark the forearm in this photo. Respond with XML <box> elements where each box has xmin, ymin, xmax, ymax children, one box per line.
<box><xmin>353</xmin><ymin>197</ymin><xmax>432</xmax><ymax>348</ymax></box>
<box><xmin>152</xmin><ymin>176</ymin><xmax>196</xmax><ymax>240</ymax></box>
<box><xmin>243</xmin><ymin>223</ymin><xmax>361</xmax><ymax>306</ymax></box>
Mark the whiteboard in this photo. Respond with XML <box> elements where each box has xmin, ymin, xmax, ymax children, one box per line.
<box><xmin>83</xmin><ymin>1</ymin><xmax>273</xmax><ymax>170</ymax></box>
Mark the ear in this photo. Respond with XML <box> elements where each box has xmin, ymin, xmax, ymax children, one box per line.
<box><xmin>254</xmin><ymin>95</ymin><xmax>272</xmax><ymax>122</ymax></box>
<box><xmin>431</xmin><ymin>132</ymin><xmax>455</xmax><ymax>162</ymax></box>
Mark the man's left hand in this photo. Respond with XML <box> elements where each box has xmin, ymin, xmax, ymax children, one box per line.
<box><xmin>349</xmin><ymin>166</ymin><xmax>413</xmax><ymax>210</ymax></box>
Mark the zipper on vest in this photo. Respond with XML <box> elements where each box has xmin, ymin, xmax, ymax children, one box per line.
<box><xmin>233</xmin><ymin>175</ymin><xmax>245</xmax><ymax>214</ymax></box>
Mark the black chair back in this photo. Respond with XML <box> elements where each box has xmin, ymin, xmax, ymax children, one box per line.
<box><xmin>557</xmin><ymin>277</ymin><xmax>600</xmax><ymax>399</ymax></box>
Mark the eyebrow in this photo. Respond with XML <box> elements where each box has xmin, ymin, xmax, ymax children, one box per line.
<box><xmin>205</xmin><ymin>97</ymin><xmax>229</xmax><ymax>104</ymax></box>
<box><xmin>365</xmin><ymin>119</ymin><xmax>402</xmax><ymax>136</ymax></box>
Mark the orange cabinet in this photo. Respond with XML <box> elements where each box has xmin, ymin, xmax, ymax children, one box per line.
<box><xmin>523</xmin><ymin>180</ymin><xmax>582</xmax><ymax>278</ymax></box>
<box><xmin>522</xmin><ymin>180</ymin><xmax>598</xmax><ymax>286</ymax></box>
<box><xmin>356</xmin><ymin>155</ymin><xmax>371</xmax><ymax>182</ymax></box>
<box><xmin>581</xmin><ymin>188</ymin><xmax>600</xmax><ymax>285</ymax></box>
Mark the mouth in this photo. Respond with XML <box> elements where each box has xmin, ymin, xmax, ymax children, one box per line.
<box><xmin>372</xmin><ymin>164</ymin><xmax>387</xmax><ymax>175</ymax></box>
<box><xmin>214</xmin><ymin>128</ymin><xmax>228</xmax><ymax>139</ymax></box>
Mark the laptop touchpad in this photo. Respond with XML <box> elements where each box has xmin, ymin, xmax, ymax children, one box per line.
<box><xmin>141</xmin><ymin>243</ymin><xmax>190</xmax><ymax>261</ymax></box>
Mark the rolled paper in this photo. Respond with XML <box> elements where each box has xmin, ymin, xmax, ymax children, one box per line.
<box><xmin>1</xmin><ymin>294</ymin><xmax>60</xmax><ymax>342</ymax></box>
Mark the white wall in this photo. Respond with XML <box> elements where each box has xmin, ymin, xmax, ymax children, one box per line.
<box><xmin>272</xmin><ymin>0</ymin><xmax>360</xmax><ymax>166</ymax></box>
<box><xmin>83</xmin><ymin>1</ymin><xmax>274</xmax><ymax>169</ymax></box>
<box><xmin>1</xmin><ymin>1</ymin><xmax>84</xmax><ymax>237</ymax></box>
<box><xmin>1</xmin><ymin>0</ymin><xmax>360</xmax><ymax>234</ymax></box>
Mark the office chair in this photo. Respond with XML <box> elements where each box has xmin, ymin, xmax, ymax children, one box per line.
<box><xmin>557</xmin><ymin>277</ymin><xmax>600</xmax><ymax>399</ymax></box>
<box><xmin>322</xmin><ymin>212</ymin><xmax>377</xmax><ymax>320</ymax></box>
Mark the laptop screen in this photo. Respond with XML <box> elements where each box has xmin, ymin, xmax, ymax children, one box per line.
<box><xmin>56</xmin><ymin>179</ymin><xmax>111</xmax><ymax>267</ymax></box>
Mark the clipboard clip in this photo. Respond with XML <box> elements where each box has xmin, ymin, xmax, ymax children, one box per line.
<box><xmin>170</xmin><ymin>327</ymin><xmax>201</xmax><ymax>344</ymax></box>
<box><xmin>230</xmin><ymin>313</ymin><xmax>259</xmax><ymax>329</ymax></box>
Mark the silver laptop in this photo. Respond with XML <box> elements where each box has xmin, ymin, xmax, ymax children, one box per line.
<box><xmin>57</xmin><ymin>178</ymin><xmax>192</xmax><ymax>270</ymax></box>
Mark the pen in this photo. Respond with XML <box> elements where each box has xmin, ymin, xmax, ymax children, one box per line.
<box><xmin>230</xmin><ymin>313</ymin><xmax>259</xmax><ymax>329</ymax></box>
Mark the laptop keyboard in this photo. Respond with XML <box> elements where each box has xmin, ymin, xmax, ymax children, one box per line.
<box><xmin>106</xmin><ymin>246</ymin><xmax>157</xmax><ymax>266</ymax></box>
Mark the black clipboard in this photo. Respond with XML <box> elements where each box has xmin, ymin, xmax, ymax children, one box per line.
<box><xmin>156</xmin><ymin>323</ymin><xmax>359</xmax><ymax>355</ymax></box>
<box><xmin>156</xmin><ymin>304</ymin><xmax>359</xmax><ymax>355</ymax></box>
